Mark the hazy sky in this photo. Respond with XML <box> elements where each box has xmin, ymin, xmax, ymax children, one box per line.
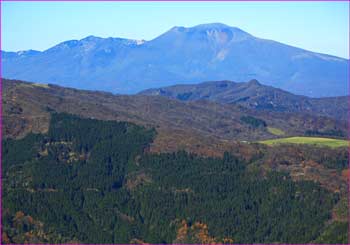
<box><xmin>3</xmin><ymin>1</ymin><xmax>349</xmax><ymax>58</ymax></box>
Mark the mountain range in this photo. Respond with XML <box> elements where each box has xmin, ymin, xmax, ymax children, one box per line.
<box><xmin>3</xmin><ymin>23</ymin><xmax>349</xmax><ymax>97</ymax></box>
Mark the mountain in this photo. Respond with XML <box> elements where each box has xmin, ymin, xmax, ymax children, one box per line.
<box><xmin>140</xmin><ymin>79</ymin><xmax>348</xmax><ymax>121</ymax></box>
<box><xmin>2</xmin><ymin>36</ymin><xmax>144</xmax><ymax>91</ymax></box>
<box><xmin>3</xmin><ymin>23</ymin><xmax>348</xmax><ymax>97</ymax></box>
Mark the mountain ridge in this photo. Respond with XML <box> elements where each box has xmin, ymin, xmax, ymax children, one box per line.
<box><xmin>3</xmin><ymin>78</ymin><xmax>346</xmax><ymax>145</ymax></box>
<box><xmin>140</xmin><ymin>79</ymin><xmax>348</xmax><ymax>121</ymax></box>
<box><xmin>3</xmin><ymin>23</ymin><xmax>349</xmax><ymax>96</ymax></box>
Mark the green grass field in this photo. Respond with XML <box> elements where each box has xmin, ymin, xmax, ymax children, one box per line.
<box><xmin>260</xmin><ymin>136</ymin><xmax>349</xmax><ymax>148</ymax></box>
<box><xmin>267</xmin><ymin>127</ymin><xmax>285</xmax><ymax>136</ymax></box>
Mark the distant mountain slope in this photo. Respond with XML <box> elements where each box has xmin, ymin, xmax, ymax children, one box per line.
<box><xmin>2</xmin><ymin>23</ymin><xmax>348</xmax><ymax>97</ymax></box>
<box><xmin>140</xmin><ymin>79</ymin><xmax>348</xmax><ymax>121</ymax></box>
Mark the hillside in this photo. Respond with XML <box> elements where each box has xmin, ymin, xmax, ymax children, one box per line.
<box><xmin>3</xmin><ymin>23</ymin><xmax>348</xmax><ymax>97</ymax></box>
<box><xmin>3</xmin><ymin>78</ymin><xmax>349</xmax><ymax>244</ymax></box>
<box><xmin>2</xmin><ymin>112</ymin><xmax>347</xmax><ymax>244</ymax></box>
<box><xmin>140</xmin><ymin>79</ymin><xmax>348</xmax><ymax>121</ymax></box>
<box><xmin>260</xmin><ymin>136</ymin><xmax>349</xmax><ymax>148</ymax></box>
<box><xmin>3</xmin><ymin>79</ymin><xmax>347</xmax><ymax>156</ymax></box>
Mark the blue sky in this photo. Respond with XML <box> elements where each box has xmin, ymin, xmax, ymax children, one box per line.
<box><xmin>3</xmin><ymin>1</ymin><xmax>349</xmax><ymax>58</ymax></box>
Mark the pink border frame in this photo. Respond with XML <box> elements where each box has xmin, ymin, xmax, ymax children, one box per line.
<box><xmin>0</xmin><ymin>0</ymin><xmax>349</xmax><ymax>244</ymax></box>
<box><xmin>0</xmin><ymin>0</ymin><xmax>349</xmax><ymax>2</ymax></box>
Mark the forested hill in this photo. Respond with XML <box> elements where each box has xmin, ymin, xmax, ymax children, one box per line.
<box><xmin>140</xmin><ymin>79</ymin><xmax>348</xmax><ymax>122</ymax></box>
<box><xmin>3</xmin><ymin>79</ymin><xmax>347</xmax><ymax>157</ymax></box>
<box><xmin>2</xmin><ymin>113</ymin><xmax>347</xmax><ymax>243</ymax></box>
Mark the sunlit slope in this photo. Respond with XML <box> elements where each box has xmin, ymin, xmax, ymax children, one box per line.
<box><xmin>260</xmin><ymin>137</ymin><xmax>349</xmax><ymax>148</ymax></box>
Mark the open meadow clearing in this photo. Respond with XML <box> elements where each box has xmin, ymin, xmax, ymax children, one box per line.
<box><xmin>260</xmin><ymin>136</ymin><xmax>349</xmax><ymax>148</ymax></box>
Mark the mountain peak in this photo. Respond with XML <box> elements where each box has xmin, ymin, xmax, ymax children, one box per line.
<box><xmin>160</xmin><ymin>23</ymin><xmax>252</xmax><ymax>45</ymax></box>
<box><xmin>15</xmin><ymin>49</ymin><xmax>41</xmax><ymax>56</ymax></box>
<box><xmin>247</xmin><ymin>79</ymin><xmax>261</xmax><ymax>86</ymax></box>
<box><xmin>170</xmin><ymin>23</ymin><xmax>250</xmax><ymax>34</ymax></box>
<box><xmin>192</xmin><ymin>23</ymin><xmax>241</xmax><ymax>31</ymax></box>
<box><xmin>81</xmin><ymin>35</ymin><xmax>102</xmax><ymax>42</ymax></box>
<box><xmin>192</xmin><ymin>22</ymin><xmax>230</xmax><ymax>29</ymax></box>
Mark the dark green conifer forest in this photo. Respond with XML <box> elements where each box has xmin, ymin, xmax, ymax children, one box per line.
<box><xmin>2</xmin><ymin>113</ymin><xmax>347</xmax><ymax>243</ymax></box>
